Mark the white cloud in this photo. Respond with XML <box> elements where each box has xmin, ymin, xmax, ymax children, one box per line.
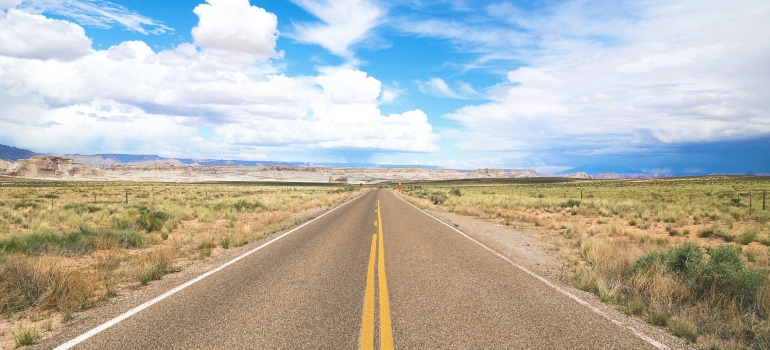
<box><xmin>0</xmin><ymin>98</ymin><xmax>195</xmax><ymax>155</ymax></box>
<box><xmin>0</xmin><ymin>0</ymin><xmax>21</xmax><ymax>10</ymax></box>
<box><xmin>19</xmin><ymin>0</ymin><xmax>172</xmax><ymax>35</ymax></box>
<box><xmin>290</xmin><ymin>0</ymin><xmax>384</xmax><ymax>58</ymax></box>
<box><xmin>417</xmin><ymin>78</ymin><xmax>477</xmax><ymax>99</ymax></box>
<box><xmin>192</xmin><ymin>0</ymin><xmax>281</xmax><ymax>60</ymax></box>
<box><xmin>0</xmin><ymin>5</ymin><xmax>439</xmax><ymax>159</ymax></box>
<box><xmin>430</xmin><ymin>0</ymin><xmax>770</xmax><ymax>153</ymax></box>
<box><xmin>215</xmin><ymin>68</ymin><xmax>439</xmax><ymax>152</ymax></box>
<box><xmin>0</xmin><ymin>9</ymin><xmax>92</xmax><ymax>60</ymax></box>
<box><xmin>380</xmin><ymin>84</ymin><xmax>402</xmax><ymax>104</ymax></box>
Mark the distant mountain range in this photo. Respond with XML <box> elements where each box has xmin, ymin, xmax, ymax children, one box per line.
<box><xmin>0</xmin><ymin>144</ymin><xmax>442</xmax><ymax>169</ymax></box>
<box><xmin>557</xmin><ymin>163</ymin><xmax>646</xmax><ymax>176</ymax></box>
<box><xmin>0</xmin><ymin>144</ymin><xmax>37</xmax><ymax>161</ymax></box>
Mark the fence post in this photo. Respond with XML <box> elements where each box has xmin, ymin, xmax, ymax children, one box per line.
<box><xmin>764</xmin><ymin>191</ymin><xmax>766</xmax><ymax>210</ymax></box>
<box><xmin>749</xmin><ymin>191</ymin><xmax>752</xmax><ymax>216</ymax></box>
<box><xmin>580</xmin><ymin>189</ymin><xmax>583</xmax><ymax>200</ymax></box>
<box><xmin>125</xmin><ymin>189</ymin><xmax>129</xmax><ymax>205</ymax></box>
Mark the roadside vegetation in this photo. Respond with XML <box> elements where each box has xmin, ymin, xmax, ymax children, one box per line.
<box><xmin>0</xmin><ymin>177</ymin><xmax>361</xmax><ymax>347</ymax></box>
<box><xmin>399</xmin><ymin>176</ymin><xmax>770</xmax><ymax>349</ymax></box>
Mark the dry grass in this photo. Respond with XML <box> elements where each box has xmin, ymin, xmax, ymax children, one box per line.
<box><xmin>0</xmin><ymin>179</ymin><xmax>362</xmax><ymax>347</ymax></box>
<box><xmin>400</xmin><ymin>176</ymin><xmax>770</xmax><ymax>348</ymax></box>
<box><xmin>0</xmin><ymin>255</ymin><xmax>96</xmax><ymax>313</ymax></box>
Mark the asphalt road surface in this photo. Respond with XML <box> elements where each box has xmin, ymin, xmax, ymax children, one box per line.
<box><xmin>54</xmin><ymin>189</ymin><xmax>661</xmax><ymax>349</ymax></box>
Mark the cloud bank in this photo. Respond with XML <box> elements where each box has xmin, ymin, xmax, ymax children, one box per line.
<box><xmin>405</xmin><ymin>0</ymin><xmax>770</xmax><ymax>158</ymax></box>
<box><xmin>0</xmin><ymin>0</ymin><xmax>438</xmax><ymax>159</ymax></box>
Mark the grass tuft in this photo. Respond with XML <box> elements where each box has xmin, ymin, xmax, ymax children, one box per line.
<box><xmin>670</xmin><ymin>318</ymin><xmax>698</xmax><ymax>343</ymax></box>
<box><xmin>13</xmin><ymin>325</ymin><xmax>40</xmax><ymax>347</ymax></box>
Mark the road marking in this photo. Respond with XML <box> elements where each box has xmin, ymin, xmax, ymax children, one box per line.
<box><xmin>54</xmin><ymin>191</ymin><xmax>372</xmax><ymax>350</ymax></box>
<box><xmin>393</xmin><ymin>191</ymin><xmax>669</xmax><ymax>350</ymax></box>
<box><xmin>361</xmin><ymin>234</ymin><xmax>377</xmax><ymax>350</ymax></box>
<box><xmin>377</xmin><ymin>200</ymin><xmax>394</xmax><ymax>350</ymax></box>
<box><xmin>374</xmin><ymin>221</ymin><xmax>378</xmax><ymax>226</ymax></box>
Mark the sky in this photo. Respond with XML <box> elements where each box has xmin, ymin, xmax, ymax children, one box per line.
<box><xmin>0</xmin><ymin>0</ymin><xmax>768</xmax><ymax>174</ymax></box>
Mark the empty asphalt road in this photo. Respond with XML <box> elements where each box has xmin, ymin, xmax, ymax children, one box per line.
<box><xmin>53</xmin><ymin>189</ymin><xmax>663</xmax><ymax>349</ymax></box>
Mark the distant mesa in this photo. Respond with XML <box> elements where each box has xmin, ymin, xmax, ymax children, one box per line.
<box><xmin>0</xmin><ymin>143</ymin><xmax>550</xmax><ymax>183</ymax></box>
<box><xmin>329</xmin><ymin>171</ymin><xmax>348</xmax><ymax>183</ymax></box>
<box><xmin>0</xmin><ymin>156</ymin><xmax>102</xmax><ymax>178</ymax></box>
<box><xmin>567</xmin><ymin>172</ymin><xmax>593</xmax><ymax>179</ymax></box>
<box><xmin>557</xmin><ymin>163</ymin><xmax>646</xmax><ymax>178</ymax></box>
<box><xmin>471</xmin><ymin>168</ymin><xmax>539</xmax><ymax>178</ymax></box>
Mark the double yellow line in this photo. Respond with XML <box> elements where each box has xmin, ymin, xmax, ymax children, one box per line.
<box><xmin>362</xmin><ymin>200</ymin><xmax>394</xmax><ymax>350</ymax></box>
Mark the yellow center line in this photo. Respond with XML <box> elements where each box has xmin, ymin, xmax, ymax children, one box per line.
<box><xmin>377</xmin><ymin>200</ymin><xmax>394</xmax><ymax>350</ymax></box>
<box><xmin>361</xmin><ymin>234</ymin><xmax>377</xmax><ymax>350</ymax></box>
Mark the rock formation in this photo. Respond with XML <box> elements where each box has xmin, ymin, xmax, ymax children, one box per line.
<box><xmin>329</xmin><ymin>171</ymin><xmax>348</xmax><ymax>183</ymax></box>
<box><xmin>0</xmin><ymin>156</ymin><xmax>102</xmax><ymax>178</ymax></box>
<box><xmin>568</xmin><ymin>172</ymin><xmax>593</xmax><ymax>179</ymax></box>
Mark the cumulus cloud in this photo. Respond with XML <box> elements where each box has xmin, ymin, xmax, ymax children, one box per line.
<box><xmin>0</xmin><ymin>9</ymin><xmax>92</xmax><ymax>60</ymax></box>
<box><xmin>0</xmin><ymin>4</ymin><xmax>438</xmax><ymax>159</ymax></box>
<box><xmin>192</xmin><ymin>0</ymin><xmax>281</xmax><ymax>59</ymax></box>
<box><xmin>290</xmin><ymin>0</ymin><xmax>384</xmax><ymax>58</ymax></box>
<box><xmin>215</xmin><ymin>68</ymin><xmax>439</xmax><ymax>152</ymax></box>
<box><xmin>431</xmin><ymin>0</ymin><xmax>770</xmax><ymax>154</ymax></box>
<box><xmin>0</xmin><ymin>0</ymin><xmax>21</xmax><ymax>10</ymax></box>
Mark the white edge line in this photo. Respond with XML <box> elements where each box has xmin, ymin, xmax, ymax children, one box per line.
<box><xmin>54</xmin><ymin>190</ymin><xmax>371</xmax><ymax>350</ymax></box>
<box><xmin>392</xmin><ymin>191</ymin><xmax>669</xmax><ymax>350</ymax></box>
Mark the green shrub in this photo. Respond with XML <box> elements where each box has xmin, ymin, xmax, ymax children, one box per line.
<box><xmin>649</xmin><ymin>310</ymin><xmax>670</xmax><ymax>326</ymax></box>
<box><xmin>737</xmin><ymin>231</ymin><xmax>756</xmax><ymax>245</ymax></box>
<box><xmin>0</xmin><ymin>226</ymin><xmax>98</xmax><ymax>254</ymax></box>
<box><xmin>137</xmin><ymin>211</ymin><xmax>170</xmax><ymax>232</ymax></box>
<box><xmin>561</xmin><ymin>199</ymin><xmax>581</xmax><ymax>208</ymax></box>
<box><xmin>430</xmin><ymin>192</ymin><xmax>448</xmax><ymax>205</ymax></box>
<box><xmin>213</xmin><ymin>201</ymin><xmax>264</xmax><ymax>211</ymax></box>
<box><xmin>703</xmin><ymin>245</ymin><xmax>766</xmax><ymax>307</ymax></box>
<box><xmin>623</xmin><ymin>299</ymin><xmax>645</xmax><ymax>315</ymax></box>
<box><xmin>139</xmin><ymin>265</ymin><xmax>163</xmax><ymax>285</ymax></box>
<box><xmin>12</xmin><ymin>201</ymin><xmax>38</xmax><ymax>210</ymax></box>
<box><xmin>670</xmin><ymin>319</ymin><xmax>698</xmax><ymax>343</ymax></box>
<box><xmin>105</xmin><ymin>230</ymin><xmax>148</xmax><ymax>249</ymax></box>
<box><xmin>632</xmin><ymin>250</ymin><xmax>668</xmax><ymax>273</ymax></box>
<box><xmin>62</xmin><ymin>204</ymin><xmax>102</xmax><ymax>214</ymax></box>
<box><xmin>449</xmin><ymin>188</ymin><xmax>463</xmax><ymax>197</ymax></box>
<box><xmin>698</xmin><ymin>226</ymin><xmax>717</xmax><ymax>238</ymax></box>
<box><xmin>667</xmin><ymin>243</ymin><xmax>703</xmax><ymax>280</ymax></box>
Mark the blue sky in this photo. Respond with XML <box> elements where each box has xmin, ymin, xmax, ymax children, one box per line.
<box><xmin>0</xmin><ymin>0</ymin><xmax>768</xmax><ymax>174</ymax></box>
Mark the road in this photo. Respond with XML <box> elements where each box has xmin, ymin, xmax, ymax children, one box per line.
<box><xmin>53</xmin><ymin>189</ymin><xmax>661</xmax><ymax>349</ymax></box>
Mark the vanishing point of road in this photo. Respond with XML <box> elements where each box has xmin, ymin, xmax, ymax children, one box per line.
<box><xmin>52</xmin><ymin>189</ymin><xmax>663</xmax><ymax>349</ymax></box>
